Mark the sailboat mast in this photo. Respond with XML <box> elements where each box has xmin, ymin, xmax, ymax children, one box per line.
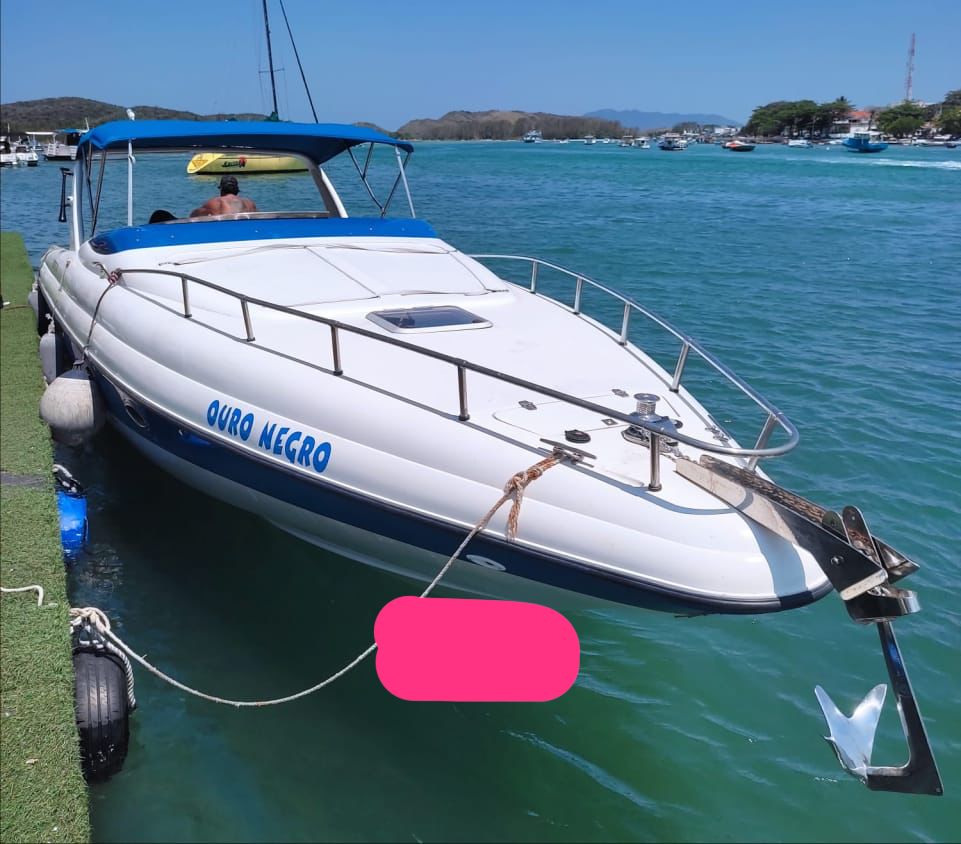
<box><xmin>262</xmin><ymin>0</ymin><xmax>279</xmax><ymax>120</ymax></box>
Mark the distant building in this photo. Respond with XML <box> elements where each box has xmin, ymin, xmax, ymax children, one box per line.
<box><xmin>831</xmin><ymin>109</ymin><xmax>875</xmax><ymax>136</ymax></box>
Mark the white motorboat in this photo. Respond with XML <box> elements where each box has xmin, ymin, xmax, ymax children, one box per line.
<box><xmin>44</xmin><ymin>128</ymin><xmax>83</xmax><ymax>160</ymax></box>
<box><xmin>0</xmin><ymin>137</ymin><xmax>16</xmax><ymax>167</ymax></box>
<box><xmin>522</xmin><ymin>129</ymin><xmax>543</xmax><ymax>143</ymax></box>
<box><xmin>583</xmin><ymin>134</ymin><xmax>596</xmax><ymax>145</ymax></box>
<box><xmin>33</xmin><ymin>120</ymin><xmax>942</xmax><ymax>793</ymax></box>
<box><xmin>14</xmin><ymin>140</ymin><xmax>40</xmax><ymax>166</ymax></box>
<box><xmin>658</xmin><ymin>133</ymin><xmax>686</xmax><ymax>151</ymax></box>
<box><xmin>787</xmin><ymin>139</ymin><xmax>813</xmax><ymax>148</ymax></box>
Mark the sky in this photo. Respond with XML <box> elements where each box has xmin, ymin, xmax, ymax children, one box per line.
<box><xmin>2</xmin><ymin>0</ymin><xmax>959</xmax><ymax>130</ymax></box>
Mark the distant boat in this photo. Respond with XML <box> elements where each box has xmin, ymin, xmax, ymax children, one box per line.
<box><xmin>14</xmin><ymin>141</ymin><xmax>39</xmax><ymax>166</ymax></box>
<box><xmin>584</xmin><ymin>135</ymin><xmax>596</xmax><ymax>145</ymax></box>
<box><xmin>843</xmin><ymin>130</ymin><xmax>887</xmax><ymax>154</ymax></box>
<box><xmin>724</xmin><ymin>139</ymin><xmax>756</xmax><ymax>152</ymax></box>
<box><xmin>787</xmin><ymin>139</ymin><xmax>812</xmax><ymax>148</ymax></box>
<box><xmin>635</xmin><ymin>136</ymin><xmax>651</xmax><ymax>149</ymax></box>
<box><xmin>186</xmin><ymin>153</ymin><xmax>309</xmax><ymax>175</ymax></box>
<box><xmin>658</xmin><ymin>134</ymin><xmax>685</xmax><ymax>151</ymax></box>
<box><xmin>44</xmin><ymin>129</ymin><xmax>83</xmax><ymax>161</ymax></box>
<box><xmin>0</xmin><ymin>137</ymin><xmax>16</xmax><ymax>167</ymax></box>
<box><xmin>522</xmin><ymin>129</ymin><xmax>543</xmax><ymax>143</ymax></box>
<box><xmin>619</xmin><ymin>135</ymin><xmax>634</xmax><ymax>147</ymax></box>
<box><xmin>187</xmin><ymin>0</ymin><xmax>310</xmax><ymax>176</ymax></box>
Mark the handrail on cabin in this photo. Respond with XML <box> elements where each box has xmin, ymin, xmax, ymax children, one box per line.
<box><xmin>111</xmin><ymin>262</ymin><xmax>798</xmax><ymax>488</ymax></box>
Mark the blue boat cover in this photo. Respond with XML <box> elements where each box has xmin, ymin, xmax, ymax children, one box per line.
<box><xmin>88</xmin><ymin>216</ymin><xmax>438</xmax><ymax>254</ymax></box>
<box><xmin>78</xmin><ymin>120</ymin><xmax>413</xmax><ymax>165</ymax></box>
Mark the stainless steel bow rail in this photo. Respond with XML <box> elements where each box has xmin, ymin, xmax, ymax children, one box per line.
<box><xmin>109</xmin><ymin>260</ymin><xmax>941</xmax><ymax>794</ymax></box>
<box><xmin>471</xmin><ymin>254</ymin><xmax>793</xmax><ymax>471</ymax></box>
<box><xmin>116</xmin><ymin>263</ymin><xmax>798</xmax><ymax>483</ymax></box>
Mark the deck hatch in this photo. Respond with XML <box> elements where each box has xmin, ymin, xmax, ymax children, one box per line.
<box><xmin>367</xmin><ymin>306</ymin><xmax>491</xmax><ymax>333</ymax></box>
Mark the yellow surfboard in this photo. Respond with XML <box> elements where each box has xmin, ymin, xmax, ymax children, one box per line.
<box><xmin>186</xmin><ymin>152</ymin><xmax>307</xmax><ymax>175</ymax></box>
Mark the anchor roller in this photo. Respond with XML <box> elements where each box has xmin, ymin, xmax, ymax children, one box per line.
<box><xmin>677</xmin><ymin>454</ymin><xmax>943</xmax><ymax>796</ymax></box>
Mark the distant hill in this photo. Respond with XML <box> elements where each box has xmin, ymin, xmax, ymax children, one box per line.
<box><xmin>586</xmin><ymin>109</ymin><xmax>741</xmax><ymax>130</ymax></box>
<box><xmin>396</xmin><ymin>110</ymin><xmax>623</xmax><ymax>140</ymax></box>
<box><xmin>0</xmin><ymin>97</ymin><xmax>392</xmax><ymax>137</ymax></box>
<box><xmin>0</xmin><ymin>97</ymin><xmax>269</xmax><ymax>135</ymax></box>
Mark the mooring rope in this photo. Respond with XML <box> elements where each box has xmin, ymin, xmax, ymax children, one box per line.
<box><xmin>80</xmin><ymin>266</ymin><xmax>123</xmax><ymax>357</ymax></box>
<box><xmin>0</xmin><ymin>585</ymin><xmax>44</xmax><ymax>606</ymax></box>
<box><xmin>8</xmin><ymin>452</ymin><xmax>569</xmax><ymax>708</ymax></box>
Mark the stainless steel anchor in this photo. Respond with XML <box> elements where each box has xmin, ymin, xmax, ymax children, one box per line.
<box><xmin>676</xmin><ymin>455</ymin><xmax>943</xmax><ymax>796</ymax></box>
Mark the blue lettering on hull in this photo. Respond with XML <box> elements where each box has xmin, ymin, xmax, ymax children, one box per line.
<box><xmin>205</xmin><ymin>399</ymin><xmax>332</xmax><ymax>474</ymax></box>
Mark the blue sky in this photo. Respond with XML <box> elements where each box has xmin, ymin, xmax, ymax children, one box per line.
<box><xmin>2</xmin><ymin>0</ymin><xmax>958</xmax><ymax>129</ymax></box>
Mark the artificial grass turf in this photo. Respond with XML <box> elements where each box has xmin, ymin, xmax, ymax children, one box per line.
<box><xmin>1</xmin><ymin>231</ymin><xmax>90</xmax><ymax>843</ymax></box>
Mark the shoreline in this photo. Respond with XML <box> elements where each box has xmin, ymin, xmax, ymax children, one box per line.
<box><xmin>0</xmin><ymin>231</ymin><xmax>90</xmax><ymax>844</ymax></box>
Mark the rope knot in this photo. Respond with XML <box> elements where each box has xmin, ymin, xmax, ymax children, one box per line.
<box><xmin>501</xmin><ymin>452</ymin><xmax>566</xmax><ymax>541</ymax></box>
<box><xmin>70</xmin><ymin>606</ymin><xmax>112</xmax><ymax>634</ymax></box>
<box><xmin>107</xmin><ymin>269</ymin><xmax>123</xmax><ymax>284</ymax></box>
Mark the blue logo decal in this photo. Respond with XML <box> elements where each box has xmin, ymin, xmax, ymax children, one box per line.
<box><xmin>205</xmin><ymin>399</ymin><xmax>332</xmax><ymax>473</ymax></box>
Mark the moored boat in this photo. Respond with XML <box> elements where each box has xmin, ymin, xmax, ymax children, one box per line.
<box><xmin>186</xmin><ymin>0</ymin><xmax>312</xmax><ymax>176</ymax></box>
<box><xmin>32</xmin><ymin>119</ymin><xmax>944</xmax><ymax>794</ymax></box>
<box><xmin>843</xmin><ymin>130</ymin><xmax>888</xmax><ymax>153</ymax></box>
<box><xmin>658</xmin><ymin>133</ymin><xmax>685</xmax><ymax>151</ymax></box>
<box><xmin>14</xmin><ymin>141</ymin><xmax>40</xmax><ymax>166</ymax></box>
<box><xmin>0</xmin><ymin>137</ymin><xmax>16</xmax><ymax>167</ymax></box>
<box><xmin>522</xmin><ymin>129</ymin><xmax>543</xmax><ymax>143</ymax></box>
<box><xmin>724</xmin><ymin>139</ymin><xmax>756</xmax><ymax>152</ymax></box>
<box><xmin>187</xmin><ymin>152</ymin><xmax>308</xmax><ymax>174</ymax></box>
<box><xmin>44</xmin><ymin>128</ymin><xmax>82</xmax><ymax>160</ymax></box>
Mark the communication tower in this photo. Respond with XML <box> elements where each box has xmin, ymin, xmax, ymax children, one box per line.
<box><xmin>904</xmin><ymin>33</ymin><xmax>916</xmax><ymax>102</ymax></box>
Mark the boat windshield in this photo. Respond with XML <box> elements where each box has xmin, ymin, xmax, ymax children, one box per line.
<box><xmin>74</xmin><ymin>126</ymin><xmax>416</xmax><ymax>241</ymax></box>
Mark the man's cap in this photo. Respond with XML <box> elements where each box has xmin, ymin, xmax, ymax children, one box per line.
<box><xmin>219</xmin><ymin>175</ymin><xmax>239</xmax><ymax>192</ymax></box>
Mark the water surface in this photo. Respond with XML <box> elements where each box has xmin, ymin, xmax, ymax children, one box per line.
<box><xmin>2</xmin><ymin>140</ymin><xmax>959</xmax><ymax>842</ymax></box>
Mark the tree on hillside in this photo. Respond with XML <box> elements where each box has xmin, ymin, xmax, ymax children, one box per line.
<box><xmin>814</xmin><ymin>96</ymin><xmax>853</xmax><ymax>134</ymax></box>
<box><xmin>943</xmin><ymin>89</ymin><xmax>961</xmax><ymax>108</ymax></box>
<box><xmin>938</xmin><ymin>107</ymin><xmax>961</xmax><ymax>136</ymax></box>
<box><xmin>876</xmin><ymin>101</ymin><xmax>925</xmax><ymax>138</ymax></box>
<box><xmin>744</xmin><ymin>101</ymin><xmax>789</xmax><ymax>136</ymax></box>
<box><xmin>744</xmin><ymin>98</ymin><xmax>841</xmax><ymax>137</ymax></box>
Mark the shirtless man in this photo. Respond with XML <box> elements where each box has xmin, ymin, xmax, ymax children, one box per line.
<box><xmin>189</xmin><ymin>175</ymin><xmax>257</xmax><ymax>217</ymax></box>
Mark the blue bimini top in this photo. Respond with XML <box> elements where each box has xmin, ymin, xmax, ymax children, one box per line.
<box><xmin>78</xmin><ymin>120</ymin><xmax>414</xmax><ymax>166</ymax></box>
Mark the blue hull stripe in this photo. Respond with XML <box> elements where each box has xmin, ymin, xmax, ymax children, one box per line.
<box><xmin>91</xmin><ymin>369</ymin><xmax>829</xmax><ymax>615</ymax></box>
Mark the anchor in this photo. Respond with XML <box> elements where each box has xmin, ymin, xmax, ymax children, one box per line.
<box><xmin>677</xmin><ymin>455</ymin><xmax>943</xmax><ymax>796</ymax></box>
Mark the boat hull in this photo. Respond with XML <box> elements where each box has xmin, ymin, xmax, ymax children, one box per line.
<box><xmin>842</xmin><ymin>139</ymin><xmax>888</xmax><ymax>153</ymax></box>
<box><xmin>187</xmin><ymin>152</ymin><xmax>308</xmax><ymax>174</ymax></box>
<box><xmin>87</xmin><ymin>362</ymin><xmax>829</xmax><ymax>616</ymax></box>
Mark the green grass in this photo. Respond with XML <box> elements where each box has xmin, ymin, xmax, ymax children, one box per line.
<box><xmin>1</xmin><ymin>231</ymin><xmax>90</xmax><ymax>843</ymax></box>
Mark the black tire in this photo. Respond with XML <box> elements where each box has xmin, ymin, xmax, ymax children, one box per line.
<box><xmin>73</xmin><ymin>649</ymin><xmax>130</xmax><ymax>782</ymax></box>
<box><xmin>36</xmin><ymin>288</ymin><xmax>50</xmax><ymax>337</ymax></box>
<box><xmin>54</xmin><ymin>328</ymin><xmax>74</xmax><ymax>374</ymax></box>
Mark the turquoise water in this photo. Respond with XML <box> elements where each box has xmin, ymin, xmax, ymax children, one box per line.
<box><xmin>2</xmin><ymin>141</ymin><xmax>959</xmax><ymax>842</ymax></box>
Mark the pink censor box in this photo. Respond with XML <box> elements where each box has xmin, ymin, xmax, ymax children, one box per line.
<box><xmin>375</xmin><ymin>597</ymin><xmax>580</xmax><ymax>702</ymax></box>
